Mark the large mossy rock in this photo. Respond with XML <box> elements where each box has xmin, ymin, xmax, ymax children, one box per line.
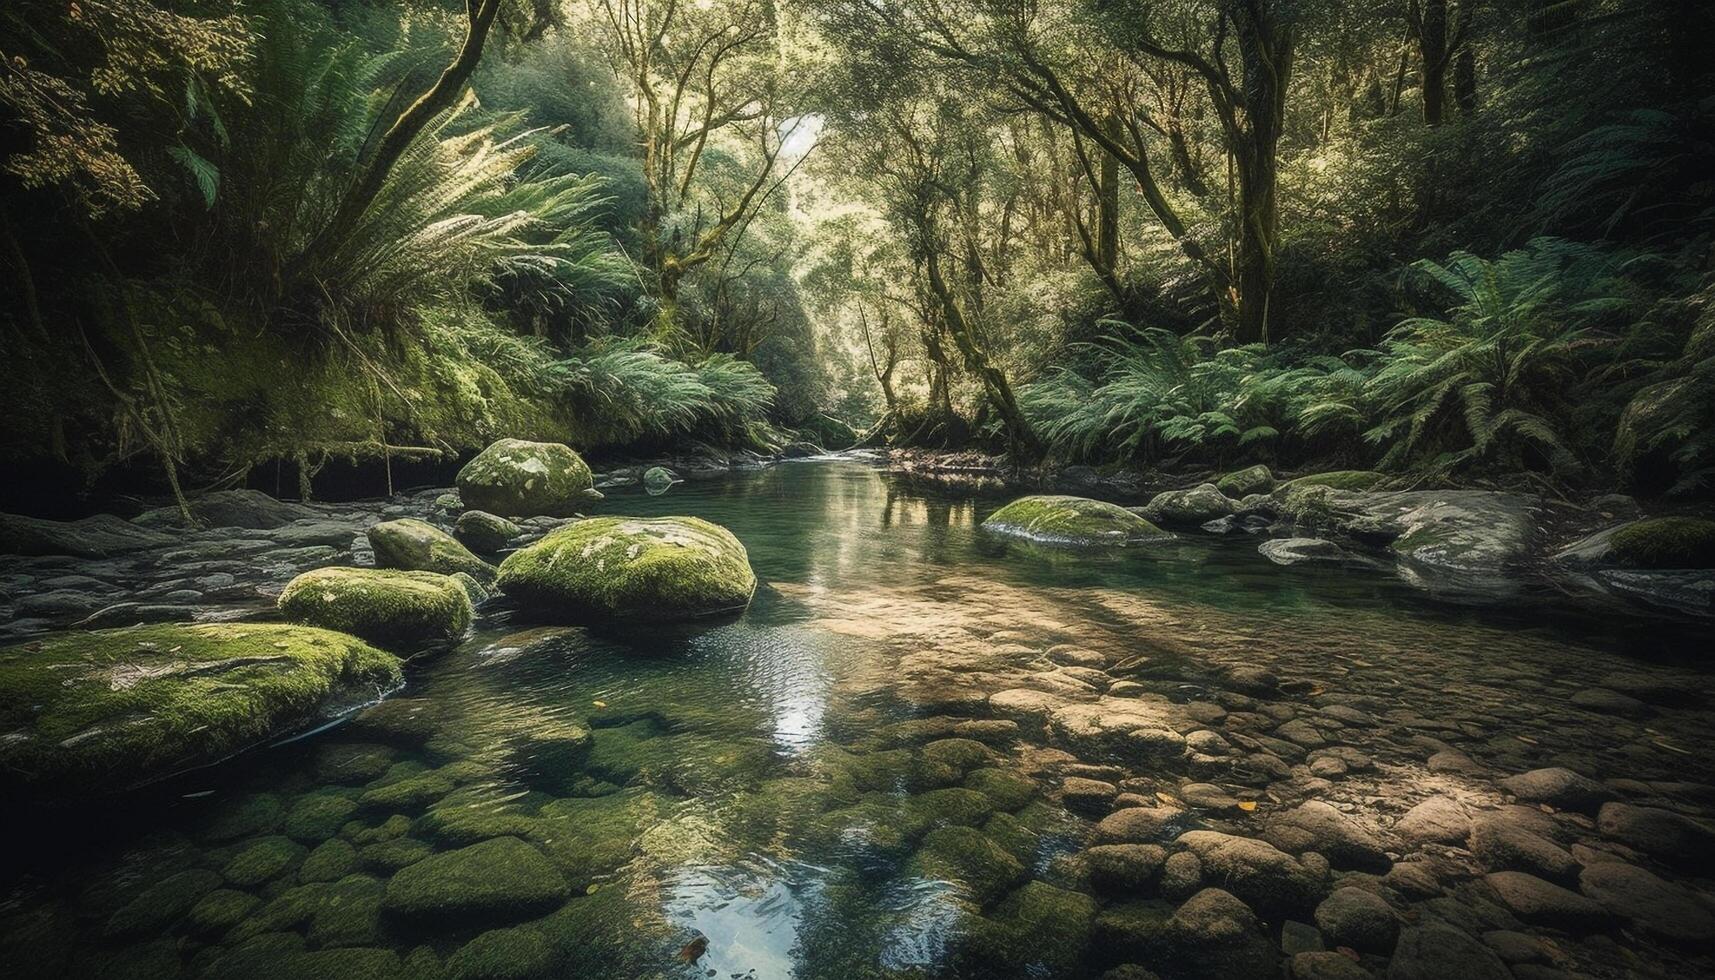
<box><xmin>497</xmin><ymin>516</ymin><xmax>756</xmax><ymax>621</ymax></box>
<box><xmin>278</xmin><ymin>568</ymin><xmax>472</xmax><ymax>649</ymax></box>
<box><xmin>367</xmin><ymin>518</ymin><xmax>497</xmax><ymax>583</ymax></box>
<box><xmin>1140</xmin><ymin>484</ymin><xmax>1237</xmax><ymax>525</ymax></box>
<box><xmin>982</xmin><ymin>495</ymin><xmax>1171</xmax><ymax>547</ymax></box>
<box><xmin>0</xmin><ymin>624</ymin><xmax>401</xmax><ymax>794</ymax></box>
<box><xmin>1277</xmin><ymin>470</ymin><xmax>1387</xmax><ymax>493</ymax></box>
<box><xmin>456</xmin><ymin>439</ymin><xmax>596</xmax><ymax>518</ymax></box>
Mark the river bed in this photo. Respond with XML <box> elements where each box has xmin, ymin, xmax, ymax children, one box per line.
<box><xmin>3</xmin><ymin>460</ymin><xmax>1713</xmax><ymax>979</ymax></box>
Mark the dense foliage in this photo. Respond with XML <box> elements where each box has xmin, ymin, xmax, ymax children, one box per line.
<box><xmin>2</xmin><ymin>0</ymin><xmax>1712</xmax><ymax>503</ymax></box>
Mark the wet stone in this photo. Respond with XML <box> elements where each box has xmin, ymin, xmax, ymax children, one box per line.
<box><xmin>1061</xmin><ymin>776</ymin><xmax>1120</xmax><ymax>814</ymax></box>
<box><xmin>1394</xmin><ymin>797</ymin><xmax>1471</xmax><ymax>847</ymax></box>
<box><xmin>1266</xmin><ymin>801</ymin><xmax>1392</xmax><ymax>872</ymax></box>
<box><xmin>1085</xmin><ymin>844</ymin><xmax>1168</xmax><ymax>893</ymax></box>
<box><xmin>1497</xmin><ymin>767</ymin><xmax>1616</xmax><ymax>814</ymax></box>
<box><xmin>1597</xmin><ymin>802</ymin><xmax>1715</xmax><ymax>868</ymax></box>
<box><xmin>1577</xmin><ymin>860</ymin><xmax>1715</xmax><ymax>943</ymax></box>
<box><xmin>1386</xmin><ymin>924</ymin><xmax>1510</xmax><ymax>980</ymax></box>
<box><xmin>1483</xmin><ymin>871</ymin><xmax>1613</xmax><ymax>930</ymax></box>
<box><xmin>1313</xmin><ymin>886</ymin><xmax>1400</xmax><ymax>954</ymax></box>
<box><xmin>1469</xmin><ymin>810</ymin><xmax>1579</xmax><ymax>883</ymax></box>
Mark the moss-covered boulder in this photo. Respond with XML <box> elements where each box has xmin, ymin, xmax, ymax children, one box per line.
<box><xmin>454</xmin><ymin>511</ymin><xmax>522</xmax><ymax>554</ymax></box>
<box><xmin>0</xmin><ymin>624</ymin><xmax>401</xmax><ymax>795</ymax></box>
<box><xmin>1608</xmin><ymin>517</ymin><xmax>1715</xmax><ymax>569</ymax></box>
<box><xmin>982</xmin><ymin>495</ymin><xmax>1171</xmax><ymax>547</ymax></box>
<box><xmin>278</xmin><ymin>567</ymin><xmax>472</xmax><ymax>649</ymax></box>
<box><xmin>457</xmin><ymin>439</ymin><xmax>597</xmax><ymax>518</ymax></box>
<box><xmin>1216</xmin><ymin>465</ymin><xmax>1275</xmax><ymax>498</ymax></box>
<box><xmin>1140</xmin><ymin>484</ymin><xmax>1236</xmax><ymax>525</ymax></box>
<box><xmin>497</xmin><ymin>516</ymin><xmax>756</xmax><ymax>621</ymax></box>
<box><xmin>382</xmin><ymin>836</ymin><xmax>570</xmax><ymax>925</ymax></box>
<box><xmin>368</xmin><ymin>518</ymin><xmax>497</xmax><ymax>583</ymax></box>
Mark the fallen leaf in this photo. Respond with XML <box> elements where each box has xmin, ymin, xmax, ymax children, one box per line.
<box><xmin>1236</xmin><ymin>801</ymin><xmax>1258</xmax><ymax>812</ymax></box>
<box><xmin>1156</xmin><ymin>792</ymin><xmax>1180</xmax><ymax>806</ymax></box>
<box><xmin>593</xmin><ymin>700</ymin><xmax>608</xmax><ymax>708</ymax></box>
<box><xmin>585</xmin><ymin>884</ymin><xmax>599</xmax><ymax>895</ymax></box>
<box><xmin>676</xmin><ymin>935</ymin><xmax>709</xmax><ymax>963</ymax></box>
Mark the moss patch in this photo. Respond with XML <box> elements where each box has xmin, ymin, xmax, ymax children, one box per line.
<box><xmin>278</xmin><ymin>567</ymin><xmax>472</xmax><ymax>649</ymax></box>
<box><xmin>497</xmin><ymin>516</ymin><xmax>757</xmax><ymax>621</ymax></box>
<box><xmin>909</xmin><ymin>826</ymin><xmax>1026</xmax><ymax>906</ymax></box>
<box><xmin>1609</xmin><ymin>517</ymin><xmax>1715</xmax><ymax>569</ymax></box>
<box><xmin>222</xmin><ymin>835</ymin><xmax>305</xmax><ymax>886</ymax></box>
<box><xmin>982</xmin><ymin>495</ymin><xmax>1170</xmax><ymax>546</ymax></box>
<box><xmin>0</xmin><ymin>624</ymin><xmax>401</xmax><ymax>794</ymax></box>
<box><xmin>368</xmin><ymin>518</ymin><xmax>498</xmax><ymax>584</ymax></box>
<box><xmin>456</xmin><ymin>439</ymin><xmax>594</xmax><ymax>518</ymax></box>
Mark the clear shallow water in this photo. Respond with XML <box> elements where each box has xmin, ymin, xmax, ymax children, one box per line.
<box><xmin>4</xmin><ymin>461</ymin><xmax>1713</xmax><ymax>979</ymax></box>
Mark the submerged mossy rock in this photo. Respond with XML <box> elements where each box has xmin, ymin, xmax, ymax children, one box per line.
<box><xmin>497</xmin><ymin>516</ymin><xmax>757</xmax><ymax>621</ymax></box>
<box><xmin>278</xmin><ymin>568</ymin><xmax>472</xmax><ymax>649</ymax></box>
<box><xmin>642</xmin><ymin>466</ymin><xmax>679</xmax><ymax>494</ymax></box>
<box><xmin>0</xmin><ymin>624</ymin><xmax>402</xmax><ymax>795</ymax></box>
<box><xmin>454</xmin><ymin>511</ymin><xmax>521</xmax><ymax>554</ymax></box>
<box><xmin>368</xmin><ymin>518</ymin><xmax>497</xmax><ymax>583</ymax></box>
<box><xmin>382</xmin><ymin>836</ymin><xmax>570</xmax><ymax>925</ymax></box>
<box><xmin>1608</xmin><ymin>517</ymin><xmax>1715</xmax><ymax>570</ymax></box>
<box><xmin>982</xmin><ymin>495</ymin><xmax>1171</xmax><ymax>547</ymax></box>
<box><xmin>457</xmin><ymin>439</ymin><xmax>597</xmax><ymax>518</ymax></box>
<box><xmin>1140</xmin><ymin>484</ymin><xmax>1237</xmax><ymax>525</ymax></box>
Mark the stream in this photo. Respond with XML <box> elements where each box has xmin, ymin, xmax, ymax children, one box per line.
<box><xmin>3</xmin><ymin>460</ymin><xmax>1713</xmax><ymax>979</ymax></box>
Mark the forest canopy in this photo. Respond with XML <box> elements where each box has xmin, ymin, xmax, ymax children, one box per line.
<box><xmin>2</xmin><ymin>0</ymin><xmax>1712</xmax><ymax>506</ymax></box>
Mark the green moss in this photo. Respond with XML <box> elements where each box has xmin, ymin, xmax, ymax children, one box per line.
<box><xmin>982</xmin><ymin>495</ymin><xmax>1170</xmax><ymax>546</ymax></box>
<box><xmin>360</xmin><ymin>837</ymin><xmax>433</xmax><ymax>872</ymax></box>
<box><xmin>456</xmin><ymin>439</ymin><xmax>595</xmax><ymax>518</ymax></box>
<box><xmin>1280</xmin><ymin>470</ymin><xmax>1386</xmax><ymax>492</ymax></box>
<box><xmin>382</xmin><ymin>836</ymin><xmax>570</xmax><ymax>925</ymax></box>
<box><xmin>497</xmin><ymin>516</ymin><xmax>757</xmax><ymax>621</ymax></box>
<box><xmin>0</xmin><ymin>624</ymin><xmax>401</xmax><ymax>794</ymax></box>
<box><xmin>185</xmin><ymin>889</ymin><xmax>262</xmax><ymax>937</ymax></box>
<box><xmin>300</xmin><ymin>839</ymin><xmax>360</xmax><ymax>883</ymax></box>
<box><xmin>284</xmin><ymin>793</ymin><xmax>360</xmax><ymax>843</ymax></box>
<box><xmin>359</xmin><ymin>771</ymin><xmax>455</xmax><ymax>811</ymax></box>
<box><xmin>902</xmin><ymin>787</ymin><xmax>996</xmax><ymax>836</ymax></box>
<box><xmin>1609</xmin><ymin>516</ymin><xmax>1715</xmax><ymax>569</ymax></box>
<box><xmin>222</xmin><ymin>836</ymin><xmax>305</xmax><ymax>886</ymax></box>
<box><xmin>278</xmin><ymin>567</ymin><xmax>473</xmax><ymax>650</ymax></box>
<box><xmin>964</xmin><ymin>768</ymin><xmax>1039</xmax><ymax>813</ymax></box>
<box><xmin>533</xmin><ymin>788</ymin><xmax>667</xmax><ymax>886</ymax></box>
<box><xmin>909</xmin><ymin>826</ymin><xmax>1027</xmax><ymax>906</ymax></box>
<box><xmin>920</xmin><ymin>738</ymin><xmax>996</xmax><ymax>774</ymax></box>
<box><xmin>367</xmin><ymin>518</ymin><xmax>499</xmax><ymax>584</ymax></box>
<box><xmin>964</xmin><ymin>881</ymin><xmax>1099</xmax><ymax>976</ymax></box>
<box><xmin>446</xmin><ymin>926</ymin><xmax>555</xmax><ymax>980</ymax></box>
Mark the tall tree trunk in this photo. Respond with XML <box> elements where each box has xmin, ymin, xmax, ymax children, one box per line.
<box><xmin>1453</xmin><ymin>46</ymin><xmax>1477</xmax><ymax>116</ymax></box>
<box><xmin>1229</xmin><ymin>3</ymin><xmax>1294</xmax><ymax>345</ymax></box>
<box><xmin>923</xmin><ymin>249</ymin><xmax>1039</xmax><ymax>459</ymax></box>
<box><xmin>1417</xmin><ymin>0</ymin><xmax>1449</xmax><ymax>125</ymax></box>
<box><xmin>1096</xmin><ymin>118</ymin><xmax>1121</xmax><ymax>272</ymax></box>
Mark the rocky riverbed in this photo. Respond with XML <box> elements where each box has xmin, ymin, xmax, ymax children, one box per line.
<box><xmin>1</xmin><ymin>456</ymin><xmax>1713</xmax><ymax>979</ymax></box>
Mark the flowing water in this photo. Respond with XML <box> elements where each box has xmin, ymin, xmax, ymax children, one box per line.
<box><xmin>4</xmin><ymin>460</ymin><xmax>1713</xmax><ymax>979</ymax></box>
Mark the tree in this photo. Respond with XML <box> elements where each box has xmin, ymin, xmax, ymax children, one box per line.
<box><xmin>591</xmin><ymin>0</ymin><xmax>812</xmax><ymax>332</ymax></box>
<box><xmin>1406</xmin><ymin>0</ymin><xmax>1471</xmax><ymax>125</ymax></box>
